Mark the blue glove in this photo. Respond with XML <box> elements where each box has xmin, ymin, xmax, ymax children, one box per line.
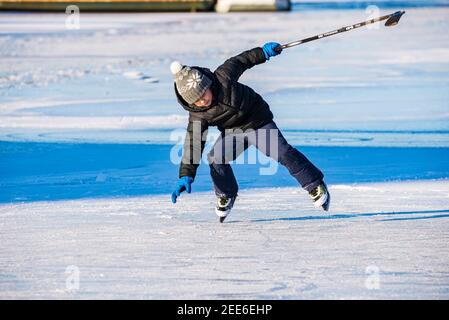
<box><xmin>171</xmin><ymin>176</ymin><xmax>194</xmax><ymax>204</ymax></box>
<box><xmin>262</xmin><ymin>42</ymin><xmax>282</xmax><ymax>60</ymax></box>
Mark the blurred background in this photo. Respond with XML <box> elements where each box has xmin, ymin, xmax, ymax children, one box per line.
<box><xmin>1</xmin><ymin>0</ymin><xmax>448</xmax><ymax>202</ymax></box>
<box><xmin>1</xmin><ymin>0</ymin><xmax>288</xmax><ymax>12</ymax></box>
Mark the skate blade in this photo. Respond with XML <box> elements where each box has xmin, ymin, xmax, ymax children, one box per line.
<box><xmin>215</xmin><ymin>208</ymin><xmax>230</xmax><ymax>223</ymax></box>
<box><xmin>321</xmin><ymin>193</ymin><xmax>331</xmax><ymax>211</ymax></box>
<box><xmin>313</xmin><ymin>192</ymin><xmax>328</xmax><ymax>208</ymax></box>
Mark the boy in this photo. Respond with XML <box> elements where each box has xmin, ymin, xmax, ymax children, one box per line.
<box><xmin>170</xmin><ymin>42</ymin><xmax>330</xmax><ymax>222</ymax></box>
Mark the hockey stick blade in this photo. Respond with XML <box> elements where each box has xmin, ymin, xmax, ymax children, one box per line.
<box><xmin>385</xmin><ymin>11</ymin><xmax>406</xmax><ymax>27</ymax></box>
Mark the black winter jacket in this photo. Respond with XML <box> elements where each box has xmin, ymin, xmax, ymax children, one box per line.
<box><xmin>175</xmin><ymin>47</ymin><xmax>274</xmax><ymax>179</ymax></box>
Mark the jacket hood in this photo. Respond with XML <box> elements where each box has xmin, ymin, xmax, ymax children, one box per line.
<box><xmin>174</xmin><ymin>67</ymin><xmax>216</xmax><ymax>113</ymax></box>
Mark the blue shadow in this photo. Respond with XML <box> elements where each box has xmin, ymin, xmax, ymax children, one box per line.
<box><xmin>239</xmin><ymin>209</ymin><xmax>449</xmax><ymax>223</ymax></box>
<box><xmin>1</xmin><ymin>141</ymin><xmax>449</xmax><ymax>203</ymax></box>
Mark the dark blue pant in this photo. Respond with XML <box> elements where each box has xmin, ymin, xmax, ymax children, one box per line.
<box><xmin>207</xmin><ymin>121</ymin><xmax>324</xmax><ymax>197</ymax></box>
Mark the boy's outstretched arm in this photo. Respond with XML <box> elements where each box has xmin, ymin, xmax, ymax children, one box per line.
<box><xmin>215</xmin><ymin>42</ymin><xmax>282</xmax><ymax>81</ymax></box>
<box><xmin>172</xmin><ymin>115</ymin><xmax>209</xmax><ymax>203</ymax></box>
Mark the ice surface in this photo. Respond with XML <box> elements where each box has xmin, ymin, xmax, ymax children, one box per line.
<box><xmin>0</xmin><ymin>180</ymin><xmax>448</xmax><ymax>299</ymax></box>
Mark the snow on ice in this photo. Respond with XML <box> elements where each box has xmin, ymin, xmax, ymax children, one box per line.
<box><xmin>0</xmin><ymin>180</ymin><xmax>448</xmax><ymax>299</ymax></box>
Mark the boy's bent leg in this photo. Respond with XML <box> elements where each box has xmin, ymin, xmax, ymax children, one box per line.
<box><xmin>209</xmin><ymin>162</ymin><xmax>238</xmax><ymax>197</ymax></box>
<box><xmin>207</xmin><ymin>131</ymin><xmax>248</xmax><ymax>197</ymax></box>
<box><xmin>252</xmin><ymin>121</ymin><xmax>324</xmax><ymax>192</ymax></box>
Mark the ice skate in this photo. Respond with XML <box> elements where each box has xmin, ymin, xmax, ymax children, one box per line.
<box><xmin>215</xmin><ymin>195</ymin><xmax>237</xmax><ymax>223</ymax></box>
<box><xmin>309</xmin><ymin>182</ymin><xmax>330</xmax><ymax>211</ymax></box>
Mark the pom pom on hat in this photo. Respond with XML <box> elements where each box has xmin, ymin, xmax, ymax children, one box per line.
<box><xmin>170</xmin><ymin>61</ymin><xmax>183</xmax><ymax>75</ymax></box>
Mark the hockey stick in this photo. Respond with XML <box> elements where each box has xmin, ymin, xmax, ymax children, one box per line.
<box><xmin>275</xmin><ymin>10</ymin><xmax>405</xmax><ymax>52</ymax></box>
